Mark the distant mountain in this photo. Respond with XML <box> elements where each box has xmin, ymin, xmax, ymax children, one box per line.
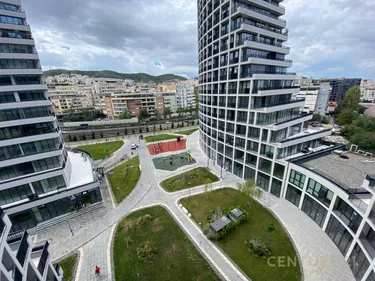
<box><xmin>43</xmin><ymin>69</ymin><xmax>187</xmax><ymax>83</ymax></box>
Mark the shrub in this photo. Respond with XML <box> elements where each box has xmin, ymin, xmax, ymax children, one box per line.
<box><xmin>136</xmin><ymin>241</ymin><xmax>157</xmax><ymax>262</ymax></box>
<box><xmin>245</xmin><ymin>237</ymin><xmax>271</xmax><ymax>257</ymax></box>
<box><xmin>267</xmin><ymin>223</ymin><xmax>276</xmax><ymax>232</ymax></box>
<box><xmin>206</xmin><ymin>229</ymin><xmax>217</xmax><ymax>241</ymax></box>
<box><xmin>135</xmin><ymin>214</ymin><xmax>153</xmax><ymax>227</ymax></box>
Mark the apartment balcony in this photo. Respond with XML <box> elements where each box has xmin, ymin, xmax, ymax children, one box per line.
<box><xmin>238</xmin><ymin>35</ymin><xmax>290</xmax><ymax>55</ymax></box>
<box><xmin>241</xmin><ymin>70</ymin><xmax>296</xmax><ymax>80</ymax></box>
<box><xmin>240</xmin><ymin>21</ymin><xmax>287</xmax><ymax>41</ymax></box>
<box><xmin>0</xmin><ymin>22</ymin><xmax>31</xmax><ymax>32</ymax></box>
<box><xmin>267</xmin><ymin>113</ymin><xmax>313</xmax><ymax>131</ymax></box>
<box><xmin>30</xmin><ymin>241</ymin><xmax>50</xmax><ymax>277</ymax></box>
<box><xmin>244</xmin><ymin>56</ymin><xmax>292</xmax><ymax>68</ymax></box>
<box><xmin>251</xmin><ymin>98</ymin><xmax>305</xmax><ymax>112</ymax></box>
<box><xmin>232</xmin><ymin>6</ymin><xmax>286</xmax><ymax>28</ymax></box>
<box><xmin>7</xmin><ymin>231</ymin><xmax>30</xmax><ymax>267</ymax></box>
<box><xmin>274</xmin><ymin>128</ymin><xmax>332</xmax><ymax>148</ymax></box>
<box><xmin>254</xmin><ymin>86</ymin><xmax>300</xmax><ymax>96</ymax></box>
<box><xmin>256</xmin><ymin>0</ymin><xmax>285</xmax><ymax>14</ymax></box>
<box><xmin>0</xmin><ymin>68</ymin><xmax>43</xmax><ymax>75</ymax></box>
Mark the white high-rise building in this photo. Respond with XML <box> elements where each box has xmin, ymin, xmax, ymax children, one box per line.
<box><xmin>197</xmin><ymin>0</ymin><xmax>331</xmax><ymax>194</ymax></box>
<box><xmin>176</xmin><ymin>85</ymin><xmax>196</xmax><ymax>109</ymax></box>
<box><xmin>0</xmin><ymin>0</ymin><xmax>101</xmax><ymax>231</ymax></box>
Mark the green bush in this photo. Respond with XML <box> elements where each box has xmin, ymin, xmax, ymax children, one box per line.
<box><xmin>245</xmin><ymin>237</ymin><xmax>271</xmax><ymax>257</ymax></box>
<box><xmin>268</xmin><ymin>223</ymin><xmax>276</xmax><ymax>232</ymax></box>
<box><xmin>136</xmin><ymin>241</ymin><xmax>157</xmax><ymax>262</ymax></box>
<box><xmin>135</xmin><ymin>214</ymin><xmax>153</xmax><ymax>227</ymax></box>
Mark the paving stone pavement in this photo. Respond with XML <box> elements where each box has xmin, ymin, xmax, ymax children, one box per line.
<box><xmin>32</xmin><ymin>132</ymin><xmax>355</xmax><ymax>281</ymax></box>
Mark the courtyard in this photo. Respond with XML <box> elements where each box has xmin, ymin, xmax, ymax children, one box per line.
<box><xmin>113</xmin><ymin>206</ymin><xmax>220</xmax><ymax>281</ymax></box>
<box><xmin>181</xmin><ymin>188</ymin><xmax>302</xmax><ymax>281</ymax></box>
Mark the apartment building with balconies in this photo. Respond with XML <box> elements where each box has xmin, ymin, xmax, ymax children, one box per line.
<box><xmin>0</xmin><ymin>0</ymin><xmax>101</xmax><ymax>232</ymax></box>
<box><xmin>197</xmin><ymin>0</ymin><xmax>331</xmax><ymax>195</ymax></box>
<box><xmin>0</xmin><ymin>209</ymin><xmax>64</xmax><ymax>281</ymax></box>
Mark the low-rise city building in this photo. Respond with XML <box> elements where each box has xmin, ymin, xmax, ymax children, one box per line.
<box><xmin>360</xmin><ymin>80</ymin><xmax>375</xmax><ymax>103</ymax></box>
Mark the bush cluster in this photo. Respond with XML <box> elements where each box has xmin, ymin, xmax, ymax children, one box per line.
<box><xmin>136</xmin><ymin>241</ymin><xmax>157</xmax><ymax>262</ymax></box>
<box><xmin>245</xmin><ymin>237</ymin><xmax>271</xmax><ymax>257</ymax></box>
<box><xmin>135</xmin><ymin>214</ymin><xmax>153</xmax><ymax>227</ymax></box>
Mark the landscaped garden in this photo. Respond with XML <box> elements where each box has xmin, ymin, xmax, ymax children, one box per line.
<box><xmin>175</xmin><ymin>128</ymin><xmax>198</xmax><ymax>135</ymax></box>
<box><xmin>145</xmin><ymin>134</ymin><xmax>181</xmax><ymax>143</ymax></box>
<box><xmin>181</xmin><ymin>187</ymin><xmax>301</xmax><ymax>281</ymax></box>
<box><xmin>76</xmin><ymin>140</ymin><xmax>124</xmax><ymax>160</ymax></box>
<box><xmin>152</xmin><ymin>152</ymin><xmax>196</xmax><ymax>171</ymax></box>
<box><xmin>160</xmin><ymin>167</ymin><xmax>219</xmax><ymax>192</ymax></box>
<box><xmin>113</xmin><ymin>206</ymin><xmax>220</xmax><ymax>281</ymax></box>
<box><xmin>108</xmin><ymin>156</ymin><xmax>140</xmax><ymax>204</ymax></box>
<box><xmin>55</xmin><ymin>253</ymin><xmax>78</xmax><ymax>281</ymax></box>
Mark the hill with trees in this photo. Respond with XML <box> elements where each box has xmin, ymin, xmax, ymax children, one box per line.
<box><xmin>43</xmin><ymin>69</ymin><xmax>187</xmax><ymax>83</ymax></box>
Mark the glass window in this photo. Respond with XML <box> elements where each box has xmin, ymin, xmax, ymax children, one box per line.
<box><xmin>285</xmin><ymin>184</ymin><xmax>301</xmax><ymax>207</ymax></box>
<box><xmin>0</xmin><ymin>44</ymin><xmax>33</xmax><ymax>53</ymax></box>
<box><xmin>302</xmin><ymin>195</ymin><xmax>328</xmax><ymax>227</ymax></box>
<box><xmin>32</xmin><ymin>176</ymin><xmax>66</xmax><ymax>195</ymax></box>
<box><xmin>0</xmin><ymin>59</ymin><xmax>37</xmax><ymax>69</ymax></box>
<box><xmin>257</xmin><ymin>172</ymin><xmax>270</xmax><ymax>191</ymax></box>
<box><xmin>349</xmin><ymin>244</ymin><xmax>370</xmax><ymax>280</ymax></box>
<box><xmin>0</xmin><ymin>92</ymin><xmax>15</xmax><ymax>103</ymax></box>
<box><xmin>325</xmin><ymin>216</ymin><xmax>353</xmax><ymax>255</ymax></box>
<box><xmin>306</xmin><ymin>179</ymin><xmax>333</xmax><ymax>207</ymax></box>
<box><xmin>335</xmin><ymin>198</ymin><xmax>363</xmax><ymax>233</ymax></box>
<box><xmin>289</xmin><ymin>169</ymin><xmax>306</xmax><ymax>189</ymax></box>
<box><xmin>273</xmin><ymin>163</ymin><xmax>285</xmax><ymax>179</ymax></box>
<box><xmin>270</xmin><ymin>179</ymin><xmax>282</xmax><ymax>197</ymax></box>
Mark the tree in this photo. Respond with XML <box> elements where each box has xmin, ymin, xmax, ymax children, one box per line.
<box><xmin>139</xmin><ymin>127</ymin><xmax>142</xmax><ymax>134</ymax></box>
<box><xmin>68</xmin><ymin>134</ymin><xmax>72</xmax><ymax>142</ymax></box>
<box><xmin>336</xmin><ymin>87</ymin><xmax>361</xmax><ymax>125</ymax></box>
<box><xmin>82</xmin><ymin>134</ymin><xmax>86</xmax><ymax>140</ymax></box>
<box><xmin>342</xmin><ymin>116</ymin><xmax>375</xmax><ymax>153</ymax></box>
<box><xmin>100</xmin><ymin>132</ymin><xmax>104</xmax><ymax>139</ymax></box>
<box><xmin>238</xmin><ymin>180</ymin><xmax>262</xmax><ymax>207</ymax></box>
<box><xmin>171</xmin><ymin>123</ymin><xmax>174</xmax><ymax>129</ymax></box>
<box><xmin>163</xmin><ymin>107</ymin><xmax>172</xmax><ymax>120</ymax></box>
<box><xmin>132</xmin><ymin>128</ymin><xmax>135</xmax><ymax>134</ymax></box>
<box><xmin>139</xmin><ymin>108</ymin><xmax>150</xmax><ymax>121</ymax></box>
<box><xmin>73</xmin><ymin>135</ymin><xmax>77</xmax><ymax>142</ymax></box>
<box><xmin>194</xmin><ymin>86</ymin><xmax>199</xmax><ymax>113</ymax></box>
<box><xmin>124</xmin><ymin>128</ymin><xmax>128</xmax><ymax>135</ymax></box>
<box><xmin>118</xmin><ymin>109</ymin><xmax>130</xmax><ymax>120</ymax></box>
<box><xmin>159</xmin><ymin>124</ymin><xmax>162</xmax><ymax>131</ymax></box>
<box><xmin>146</xmin><ymin>126</ymin><xmax>149</xmax><ymax>133</ymax></box>
<box><xmin>91</xmin><ymin>131</ymin><xmax>95</xmax><ymax>139</ymax></box>
<box><xmin>321</xmin><ymin>116</ymin><xmax>330</xmax><ymax>124</ymax></box>
<box><xmin>117</xmin><ymin>132</ymin><xmax>120</xmax><ymax>137</ymax></box>
<box><xmin>153</xmin><ymin>125</ymin><xmax>156</xmax><ymax>132</ymax></box>
<box><xmin>312</xmin><ymin>114</ymin><xmax>322</xmax><ymax>122</ymax></box>
<box><xmin>154</xmin><ymin>110</ymin><xmax>161</xmax><ymax>120</ymax></box>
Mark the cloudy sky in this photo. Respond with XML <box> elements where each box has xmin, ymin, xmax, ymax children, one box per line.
<box><xmin>23</xmin><ymin>0</ymin><xmax>375</xmax><ymax>79</ymax></box>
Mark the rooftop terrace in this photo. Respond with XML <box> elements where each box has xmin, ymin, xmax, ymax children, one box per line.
<box><xmin>298</xmin><ymin>151</ymin><xmax>375</xmax><ymax>190</ymax></box>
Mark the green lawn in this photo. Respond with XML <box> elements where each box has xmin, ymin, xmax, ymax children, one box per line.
<box><xmin>108</xmin><ymin>156</ymin><xmax>140</xmax><ymax>204</ymax></box>
<box><xmin>160</xmin><ymin>167</ymin><xmax>219</xmax><ymax>192</ymax></box>
<box><xmin>113</xmin><ymin>206</ymin><xmax>220</xmax><ymax>281</ymax></box>
<box><xmin>181</xmin><ymin>188</ymin><xmax>301</xmax><ymax>281</ymax></box>
<box><xmin>175</xmin><ymin>128</ymin><xmax>198</xmax><ymax>135</ymax></box>
<box><xmin>145</xmin><ymin>134</ymin><xmax>181</xmax><ymax>143</ymax></box>
<box><xmin>55</xmin><ymin>253</ymin><xmax>78</xmax><ymax>281</ymax></box>
<box><xmin>76</xmin><ymin>140</ymin><xmax>123</xmax><ymax>160</ymax></box>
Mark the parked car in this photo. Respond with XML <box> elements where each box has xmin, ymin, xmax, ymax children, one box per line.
<box><xmin>311</xmin><ymin>121</ymin><xmax>321</xmax><ymax>127</ymax></box>
<box><xmin>131</xmin><ymin>144</ymin><xmax>138</xmax><ymax>149</ymax></box>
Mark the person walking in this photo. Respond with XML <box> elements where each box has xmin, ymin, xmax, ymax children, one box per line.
<box><xmin>95</xmin><ymin>266</ymin><xmax>101</xmax><ymax>277</ymax></box>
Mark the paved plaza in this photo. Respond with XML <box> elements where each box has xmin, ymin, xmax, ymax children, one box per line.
<box><xmin>31</xmin><ymin>132</ymin><xmax>355</xmax><ymax>281</ymax></box>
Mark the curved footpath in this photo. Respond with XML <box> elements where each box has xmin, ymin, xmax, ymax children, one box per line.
<box><xmin>30</xmin><ymin>132</ymin><xmax>354</xmax><ymax>281</ymax></box>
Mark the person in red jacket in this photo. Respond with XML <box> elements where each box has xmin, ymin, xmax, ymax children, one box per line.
<box><xmin>95</xmin><ymin>266</ymin><xmax>101</xmax><ymax>277</ymax></box>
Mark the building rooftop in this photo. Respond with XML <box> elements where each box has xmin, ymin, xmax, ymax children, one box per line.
<box><xmin>298</xmin><ymin>151</ymin><xmax>375</xmax><ymax>190</ymax></box>
<box><xmin>67</xmin><ymin>151</ymin><xmax>95</xmax><ymax>189</ymax></box>
<box><xmin>229</xmin><ymin>208</ymin><xmax>243</xmax><ymax>220</ymax></box>
<box><xmin>210</xmin><ymin>216</ymin><xmax>231</xmax><ymax>232</ymax></box>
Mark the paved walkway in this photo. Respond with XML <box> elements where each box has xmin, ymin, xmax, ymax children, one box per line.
<box><xmin>33</xmin><ymin>132</ymin><xmax>355</xmax><ymax>281</ymax></box>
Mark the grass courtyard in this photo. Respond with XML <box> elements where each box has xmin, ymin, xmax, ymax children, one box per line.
<box><xmin>76</xmin><ymin>140</ymin><xmax>123</xmax><ymax>160</ymax></box>
<box><xmin>175</xmin><ymin>128</ymin><xmax>198</xmax><ymax>135</ymax></box>
<box><xmin>181</xmin><ymin>188</ymin><xmax>301</xmax><ymax>281</ymax></box>
<box><xmin>145</xmin><ymin>134</ymin><xmax>181</xmax><ymax>143</ymax></box>
<box><xmin>160</xmin><ymin>167</ymin><xmax>219</xmax><ymax>192</ymax></box>
<box><xmin>108</xmin><ymin>156</ymin><xmax>140</xmax><ymax>204</ymax></box>
<box><xmin>113</xmin><ymin>206</ymin><xmax>220</xmax><ymax>281</ymax></box>
<box><xmin>55</xmin><ymin>253</ymin><xmax>78</xmax><ymax>281</ymax></box>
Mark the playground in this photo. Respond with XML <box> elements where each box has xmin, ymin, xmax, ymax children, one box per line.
<box><xmin>152</xmin><ymin>151</ymin><xmax>196</xmax><ymax>171</ymax></box>
<box><xmin>147</xmin><ymin>139</ymin><xmax>187</xmax><ymax>156</ymax></box>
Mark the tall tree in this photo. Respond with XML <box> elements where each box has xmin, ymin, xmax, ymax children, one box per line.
<box><xmin>336</xmin><ymin>87</ymin><xmax>361</xmax><ymax>125</ymax></box>
<box><xmin>118</xmin><ymin>109</ymin><xmax>130</xmax><ymax>120</ymax></box>
<box><xmin>163</xmin><ymin>107</ymin><xmax>172</xmax><ymax>120</ymax></box>
<box><xmin>139</xmin><ymin>108</ymin><xmax>150</xmax><ymax>121</ymax></box>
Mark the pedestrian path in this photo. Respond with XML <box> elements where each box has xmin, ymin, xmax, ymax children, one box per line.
<box><xmin>31</xmin><ymin>131</ymin><xmax>354</xmax><ymax>281</ymax></box>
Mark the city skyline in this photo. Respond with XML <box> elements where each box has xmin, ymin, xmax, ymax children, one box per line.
<box><xmin>23</xmin><ymin>0</ymin><xmax>375</xmax><ymax>79</ymax></box>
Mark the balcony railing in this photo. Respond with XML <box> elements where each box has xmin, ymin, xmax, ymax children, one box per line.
<box><xmin>243</xmin><ymin>53</ymin><xmax>293</xmax><ymax>63</ymax></box>
<box><xmin>231</xmin><ymin>3</ymin><xmax>285</xmax><ymax>22</ymax></box>
<box><xmin>253</xmin><ymin>85</ymin><xmax>300</xmax><ymax>93</ymax></box>
<box><xmin>241</xmin><ymin>71</ymin><xmax>296</xmax><ymax>78</ymax></box>
<box><xmin>252</xmin><ymin>98</ymin><xmax>305</xmax><ymax>109</ymax></box>
<box><xmin>237</xmin><ymin>36</ymin><xmax>289</xmax><ymax>49</ymax></box>
<box><xmin>231</xmin><ymin>16</ymin><xmax>283</xmax><ymax>35</ymax></box>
